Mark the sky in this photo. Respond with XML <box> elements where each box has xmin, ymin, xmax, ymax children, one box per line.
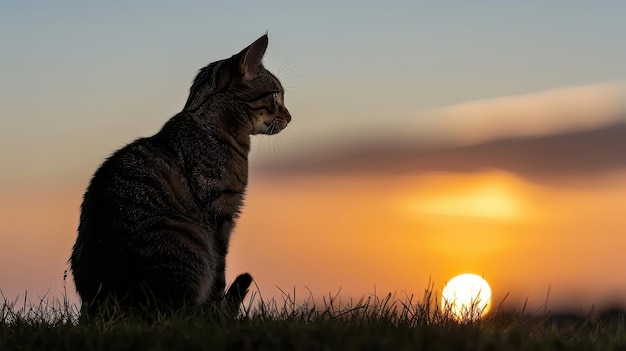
<box><xmin>1</xmin><ymin>1</ymin><xmax>626</xmax><ymax>314</ymax></box>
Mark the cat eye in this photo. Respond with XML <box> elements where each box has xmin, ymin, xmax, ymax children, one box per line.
<box><xmin>246</xmin><ymin>90</ymin><xmax>279</xmax><ymax>103</ymax></box>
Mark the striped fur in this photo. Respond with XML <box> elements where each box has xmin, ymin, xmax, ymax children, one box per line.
<box><xmin>184</xmin><ymin>60</ymin><xmax>228</xmax><ymax>112</ymax></box>
<box><xmin>70</xmin><ymin>34</ymin><xmax>291</xmax><ymax>315</ymax></box>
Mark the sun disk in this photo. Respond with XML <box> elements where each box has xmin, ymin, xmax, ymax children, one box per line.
<box><xmin>441</xmin><ymin>273</ymin><xmax>492</xmax><ymax>321</ymax></box>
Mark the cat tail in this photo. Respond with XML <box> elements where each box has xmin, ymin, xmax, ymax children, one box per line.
<box><xmin>225</xmin><ymin>272</ymin><xmax>253</xmax><ymax>311</ymax></box>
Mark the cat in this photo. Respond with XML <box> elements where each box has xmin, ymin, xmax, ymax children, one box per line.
<box><xmin>69</xmin><ymin>34</ymin><xmax>291</xmax><ymax>315</ymax></box>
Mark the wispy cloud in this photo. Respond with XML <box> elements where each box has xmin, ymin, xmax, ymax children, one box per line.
<box><xmin>413</xmin><ymin>82</ymin><xmax>626</xmax><ymax>146</ymax></box>
<box><xmin>259</xmin><ymin>82</ymin><xmax>626</xmax><ymax>181</ymax></box>
<box><xmin>259</xmin><ymin>123</ymin><xmax>626</xmax><ymax>182</ymax></box>
<box><xmin>259</xmin><ymin>82</ymin><xmax>626</xmax><ymax>163</ymax></box>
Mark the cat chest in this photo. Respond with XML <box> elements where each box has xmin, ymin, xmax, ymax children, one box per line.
<box><xmin>211</xmin><ymin>191</ymin><xmax>244</xmax><ymax>217</ymax></box>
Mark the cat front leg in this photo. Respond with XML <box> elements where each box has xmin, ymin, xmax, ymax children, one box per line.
<box><xmin>208</xmin><ymin>215</ymin><xmax>234</xmax><ymax>303</ymax></box>
<box><xmin>209</xmin><ymin>257</ymin><xmax>227</xmax><ymax>302</ymax></box>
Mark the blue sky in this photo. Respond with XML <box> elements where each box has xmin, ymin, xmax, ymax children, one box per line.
<box><xmin>2</xmin><ymin>1</ymin><xmax>626</xmax><ymax>182</ymax></box>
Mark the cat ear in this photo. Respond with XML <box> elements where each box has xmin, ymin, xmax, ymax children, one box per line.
<box><xmin>184</xmin><ymin>60</ymin><xmax>232</xmax><ymax>111</ymax></box>
<box><xmin>236</xmin><ymin>34</ymin><xmax>268</xmax><ymax>78</ymax></box>
<box><xmin>214</xmin><ymin>61</ymin><xmax>232</xmax><ymax>91</ymax></box>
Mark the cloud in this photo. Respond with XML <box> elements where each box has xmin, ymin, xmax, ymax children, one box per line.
<box><xmin>256</xmin><ymin>82</ymin><xmax>626</xmax><ymax>181</ymax></box>
<box><xmin>412</xmin><ymin>82</ymin><xmax>626</xmax><ymax>146</ymax></box>
<box><xmin>258</xmin><ymin>120</ymin><xmax>626</xmax><ymax>182</ymax></box>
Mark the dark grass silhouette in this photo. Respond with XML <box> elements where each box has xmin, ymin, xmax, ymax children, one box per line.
<box><xmin>2</xmin><ymin>284</ymin><xmax>625</xmax><ymax>351</ymax></box>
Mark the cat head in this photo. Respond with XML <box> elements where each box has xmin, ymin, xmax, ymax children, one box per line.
<box><xmin>184</xmin><ymin>34</ymin><xmax>291</xmax><ymax>136</ymax></box>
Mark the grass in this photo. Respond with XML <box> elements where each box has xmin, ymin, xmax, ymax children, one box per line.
<box><xmin>1</xmin><ymin>285</ymin><xmax>625</xmax><ymax>351</ymax></box>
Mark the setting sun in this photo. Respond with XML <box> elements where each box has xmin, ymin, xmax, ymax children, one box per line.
<box><xmin>441</xmin><ymin>274</ymin><xmax>492</xmax><ymax>321</ymax></box>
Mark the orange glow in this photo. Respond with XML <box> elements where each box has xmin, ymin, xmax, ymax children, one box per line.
<box><xmin>401</xmin><ymin>172</ymin><xmax>525</xmax><ymax>220</ymax></box>
<box><xmin>3</xmin><ymin>170</ymin><xmax>626</xmax><ymax>312</ymax></box>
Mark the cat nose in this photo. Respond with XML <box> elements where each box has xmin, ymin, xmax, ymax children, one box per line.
<box><xmin>283</xmin><ymin>108</ymin><xmax>292</xmax><ymax>123</ymax></box>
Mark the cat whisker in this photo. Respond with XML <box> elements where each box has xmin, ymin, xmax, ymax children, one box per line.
<box><xmin>275</xmin><ymin>59</ymin><xmax>299</xmax><ymax>91</ymax></box>
<box><xmin>268</xmin><ymin>134</ymin><xmax>275</xmax><ymax>157</ymax></box>
<box><xmin>282</xmin><ymin>75</ymin><xmax>300</xmax><ymax>91</ymax></box>
<box><xmin>276</xmin><ymin>58</ymin><xmax>294</xmax><ymax>79</ymax></box>
<box><xmin>281</xmin><ymin>71</ymin><xmax>300</xmax><ymax>85</ymax></box>
<box><xmin>275</xmin><ymin>130</ymin><xmax>284</xmax><ymax>156</ymax></box>
<box><xmin>276</xmin><ymin>125</ymin><xmax>296</xmax><ymax>142</ymax></box>
<box><xmin>273</xmin><ymin>132</ymin><xmax>287</xmax><ymax>158</ymax></box>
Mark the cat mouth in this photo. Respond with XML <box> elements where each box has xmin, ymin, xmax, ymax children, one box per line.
<box><xmin>262</xmin><ymin>119</ymin><xmax>287</xmax><ymax>135</ymax></box>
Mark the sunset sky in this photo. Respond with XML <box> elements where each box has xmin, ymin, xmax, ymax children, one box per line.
<box><xmin>2</xmin><ymin>1</ymin><xmax>626</xmax><ymax>313</ymax></box>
